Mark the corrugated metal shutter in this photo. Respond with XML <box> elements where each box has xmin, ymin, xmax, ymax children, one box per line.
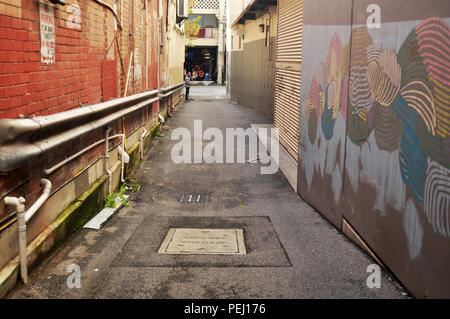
<box><xmin>274</xmin><ymin>0</ymin><xmax>303</xmax><ymax>160</ymax></box>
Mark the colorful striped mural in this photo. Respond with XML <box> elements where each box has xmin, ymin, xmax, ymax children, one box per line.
<box><xmin>304</xmin><ymin>17</ymin><xmax>449</xmax><ymax>234</ymax></box>
<box><xmin>298</xmin><ymin>0</ymin><xmax>450</xmax><ymax>298</ymax></box>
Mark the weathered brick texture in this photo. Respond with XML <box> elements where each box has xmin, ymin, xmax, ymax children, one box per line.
<box><xmin>0</xmin><ymin>0</ymin><xmax>164</xmax><ymax>223</ymax></box>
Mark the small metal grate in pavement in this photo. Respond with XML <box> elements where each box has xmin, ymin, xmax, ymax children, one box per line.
<box><xmin>180</xmin><ymin>194</ymin><xmax>209</xmax><ymax>203</ymax></box>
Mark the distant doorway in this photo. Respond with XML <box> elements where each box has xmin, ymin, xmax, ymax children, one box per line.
<box><xmin>185</xmin><ymin>46</ymin><xmax>218</xmax><ymax>82</ymax></box>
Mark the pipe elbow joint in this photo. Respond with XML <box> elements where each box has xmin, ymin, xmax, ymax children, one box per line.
<box><xmin>118</xmin><ymin>146</ymin><xmax>130</xmax><ymax>164</ymax></box>
<box><xmin>40</xmin><ymin>179</ymin><xmax>52</xmax><ymax>193</ymax></box>
<box><xmin>4</xmin><ymin>196</ymin><xmax>26</xmax><ymax>213</ymax></box>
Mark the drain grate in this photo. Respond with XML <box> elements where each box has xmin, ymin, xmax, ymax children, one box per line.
<box><xmin>180</xmin><ymin>194</ymin><xmax>209</xmax><ymax>203</ymax></box>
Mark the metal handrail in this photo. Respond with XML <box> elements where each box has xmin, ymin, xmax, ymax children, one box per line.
<box><xmin>0</xmin><ymin>97</ymin><xmax>158</xmax><ymax>172</ymax></box>
<box><xmin>159</xmin><ymin>82</ymin><xmax>185</xmax><ymax>94</ymax></box>
<box><xmin>0</xmin><ymin>90</ymin><xmax>159</xmax><ymax>145</ymax></box>
<box><xmin>0</xmin><ymin>83</ymin><xmax>184</xmax><ymax>173</ymax></box>
<box><xmin>159</xmin><ymin>83</ymin><xmax>185</xmax><ymax>98</ymax></box>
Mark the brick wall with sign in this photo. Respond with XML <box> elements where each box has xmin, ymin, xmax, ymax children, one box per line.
<box><xmin>0</xmin><ymin>0</ymin><xmax>171</xmax><ymax>273</ymax></box>
<box><xmin>0</xmin><ymin>0</ymin><xmax>163</xmax><ymax>119</ymax></box>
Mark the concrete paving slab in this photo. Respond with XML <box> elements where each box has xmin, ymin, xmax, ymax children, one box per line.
<box><xmin>159</xmin><ymin>228</ymin><xmax>246</xmax><ymax>255</ymax></box>
<box><xmin>189</xmin><ymin>85</ymin><xmax>227</xmax><ymax>99</ymax></box>
<box><xmin>251</xmin><ymin>124</ymin><xmax>298</xmax><ymax>192</ymax></box>
<box><xmin>111</xmin><ymin>216</ymin><xmax>291</xmax><ymax>267</ymax></box>
<box><xmin>6</xmin><ymin>92</ymin><xmax>409</xmax><ymax>299</ymax></box>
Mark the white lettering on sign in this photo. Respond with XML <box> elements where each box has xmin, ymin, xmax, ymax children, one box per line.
<box><xmin>39</xmin><ymin>1</ymin><xmax>55</xmax><ymax>65</ymax></box>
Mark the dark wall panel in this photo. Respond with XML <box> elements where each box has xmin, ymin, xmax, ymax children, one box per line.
<box><xmin>230</xmin><ymin>37</ymin><xmax>276</xmax><ymax>118</ymax></box>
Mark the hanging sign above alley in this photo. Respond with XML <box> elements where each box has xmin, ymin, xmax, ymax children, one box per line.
<box><xmin>39</xmin><ymin>1</ymin><xmax>55</xmax><ymax>65</ymax></box>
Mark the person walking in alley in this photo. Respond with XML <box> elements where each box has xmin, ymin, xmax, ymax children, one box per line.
<box><xmin>185</xmin><ymin>72</ymin><xmax>191</xmax><ymax>101</ymax></box>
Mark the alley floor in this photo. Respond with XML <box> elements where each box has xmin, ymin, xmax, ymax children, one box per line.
<box><xmin>7</xmin><ymin>86</ymin><xmax>407</xmax><ymax>299</ymax></box>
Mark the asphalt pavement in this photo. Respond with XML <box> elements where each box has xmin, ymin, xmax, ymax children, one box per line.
<box><xmin>8</xmin><ymin>86</ymin><xmax>407</xmax><ymax>299</ymax></box>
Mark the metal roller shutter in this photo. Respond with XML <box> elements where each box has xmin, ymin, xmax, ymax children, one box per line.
<box><xmin>274</xmin><ymin>0</ymin><xmax>303</xmax><ymax>160</ymax></box>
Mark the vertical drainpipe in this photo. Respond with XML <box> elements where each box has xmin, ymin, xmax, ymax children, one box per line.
<box><xmin>4</xmin><ymin>180</ymin><xmax>52</xmax><ymax>284</ymax></box>
<box><xmin>3</xmin><ymin>197</ymin><xmax>27</xmax><ymax>283</ymax></box>
<box><xmin>131</xmin><ymin>0</ymin><xmax>135</xmax><ymax>94</ymax></box>
<box><xmin>145</xmin><ymin>0</ymin><xmax>148</xmax><ymax>91</ymax></box>
<box><xmin>105</xmin><ymin>127</ymin><xmax>112</xmax><ymax>193</ymax></box>
<box><xmin>114</xmin><ymin>0</ymin><xmax>119</xmax><ymax>97</ymax></box>
<box><xmin>120</xmin><ymin>0</ymin><xmax>124</xmax><ymax>96</ymax></box>
<box><xmin>144</xmin><ymin>0</ymin><xmax>149</xmax><ymax>122</ymax></box>
<box><xmin>217</xmin><ymin>0</ymin><xmax>225</xmax><ymax>85</ymax></box>
<box><xmin>16</xmin><ymin>201</ymin><xmax>27</xmax><ymax>283</ymax></box>
<box><xmin>157</xmin><ymin>0</ymin><xmax>163</xmax><ymax>119</ymax></box>
<box><xmin>167</xmin><ymin>0</ymin><xmax>170</xmax><ymax>88</ymax></box>
<box><xmin>225</xmin><ymin>0</ymin><xmax>231</xmax><ymax>96</ymax></box>
<box><xmin>140</xmin><ymin>128</ymin><xmax>147</xmax><ymax>159</ymax></box>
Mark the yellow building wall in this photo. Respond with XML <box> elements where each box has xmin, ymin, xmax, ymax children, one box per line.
<box><xmin>168</xmin><ymin>0</ymin><xmax>185</xmax><ymax>85</ymax></box>
<box><xmin>231</xmin><ymin>6</ymin><xmax>277</xmax><ymax>51</ymax></box>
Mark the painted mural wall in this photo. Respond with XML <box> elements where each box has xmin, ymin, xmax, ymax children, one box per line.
<box><xmin>297</xmin><ymin>0</ymin><xmax>450</xmax><ymax>298</ymax></box>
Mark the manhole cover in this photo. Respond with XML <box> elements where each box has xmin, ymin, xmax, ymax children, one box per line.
<box><xmin>158</xmin><ymin>228</ymin><xmax>246</xmax><ymax>255</ymax></box>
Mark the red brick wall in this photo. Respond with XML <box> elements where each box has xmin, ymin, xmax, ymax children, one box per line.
<box><xmin>0</xmin><ymin>0</ymin><xmax>163</xmax><ymax>223</ymax></box>
<box><xmin>101</xmin><ymin>59</ymin><xmax>118</xmax><ymax>102</ymax></box>
<box><xmin>0</xmin><ymin>0</ymin><xmax>163</xmax><ymax>119</ymax></box>
<box><xmin>1</xmin><ymin>0</ymin><xmax>101</xmax><ymax>118</ymax></box>
<box><xmin>148</xmin><ymin>0</ymin><xmax>159</xmax><ymax>90</ymax></box>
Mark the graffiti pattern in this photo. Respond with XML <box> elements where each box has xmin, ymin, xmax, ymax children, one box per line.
<box><xmin>303</xmin><ymin>17</ymin><xmax>450</xmax><ymax>237</ymax></box>
<box><xmin>403</xmin><ymin>199</ymin><xmax>424</xmax><ymax>260</ymax></box>
<box><xmin>424</xmin><ymin>160</ymin><xmax>450</xmax><ymax>237</ymax></box>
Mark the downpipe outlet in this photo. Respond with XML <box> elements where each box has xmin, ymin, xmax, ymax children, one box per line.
<box><xmin>117</xmin><ymin>145</ymin><xmax>129</xmax><ymax>183</ymax></box>
<box><xmin>110</xmin><ymin>133</ymin><xmax>129</xmax><ymax>183</ymax></box>
<box><xmin>105</xmin><ymin>127</ymin><xmax>112</xmax><ymax>193</ymax></box>
<box><xmin>3</xmin><ymin>196</ymin><xmax>26</xmax><ymax>283</ymax></box>
<box><xmin>140</xmin><ymin>128</ymin><xmax>147</xmax><ymax>160</ymax></box>
<box><xmin>158</xmin><ymin>113</ymin><xmax>165</xmax><ymax>133</ymax></box>
<box><xmin>4</xmin><ymin>178</ymin><xmax>52</xmax><ymax>284</ymax></box>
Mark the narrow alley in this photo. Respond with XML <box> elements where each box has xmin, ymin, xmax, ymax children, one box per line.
<box><xmin>7</xmin><ymin>86</ymin><xmax>405</xmax><ymax>298</ymax></box>
<box><xmin>0</xmin><ymin>0</ymin><xmax>449</xmax><ymax>303</ymax></box>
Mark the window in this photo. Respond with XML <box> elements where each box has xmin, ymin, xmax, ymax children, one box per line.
<box><xmin>203</xmin><ymin>14</ymin><xmax>218</xmax><ymax>27</ymax></box>
<box><xmin>188</xmin><ymin>14</ymin><xmax>218</xmax><ymax>28</ymax></box>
